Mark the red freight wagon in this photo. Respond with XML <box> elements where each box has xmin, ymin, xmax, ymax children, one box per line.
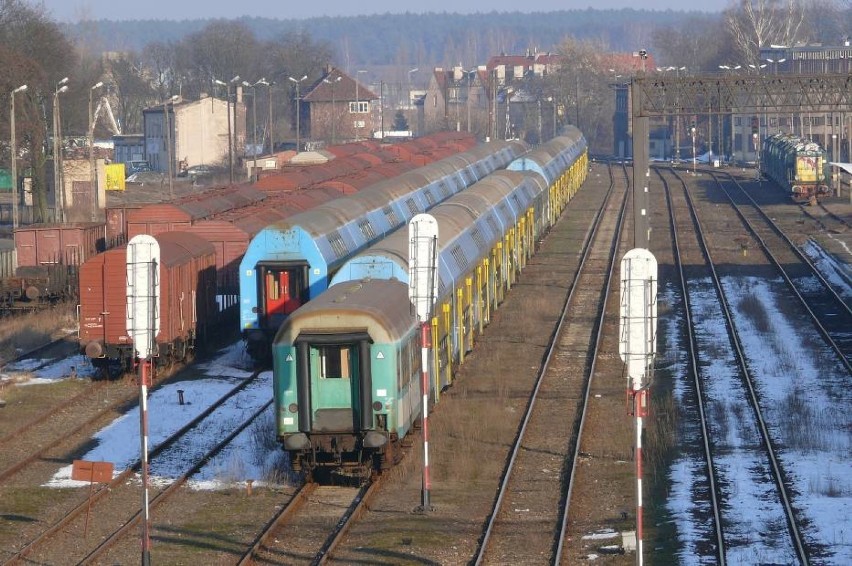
<box><xmin>14</xmin><ymin>222</ymin><xmax>106</xmax><ymax>267</ymax></box>
<box><xmin>313</xmin><ymin>161</ymin><xmax>419</xmax><ymax>194</ymax></box>
<box><xmin>254</xmin><ymin>153</ymin><xmax>384</xmax><ymax>193</ymax></box>
<box><xmin>254</xmin><ymin>168</ymin><xmax>331</xmax><ymax>192</ymax></box>
<box><xmin>105</xmin><ymin>205</ymin><xmax>143</xmax><ymax>247</ymax></box>
<box><xmin>125</xmin><ymin>185</ymin><xmax>267</xmax><ymax>238</ymax></box>
<box><xmin>79</xmin><ymin>231</ymin><xmax>217</xmax><ymax>373</ymax></box>
<box><xmin>324</xmin><ymin>140</ymin><xmax>381</xmax><ymax>158</ymax></box>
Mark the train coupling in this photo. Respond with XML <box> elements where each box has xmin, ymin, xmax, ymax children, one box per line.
<box><xmin>363</xmin><ymin>431</ymin><xmax>387</xmax><ymax>448</ymax></box>
<box><xmin>283</xmin><ymin>432</ymin><xmax>310</xmax><ymax>450</ymax></box>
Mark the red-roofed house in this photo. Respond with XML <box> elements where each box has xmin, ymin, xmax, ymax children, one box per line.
<box><xmin>486</xmin><ymin>51</ymin><xmax>562</xmax><ymax>85</ymax></box>
<box><xmin>303</xmin><ymin>67</ymin><xmax>378</xmax><ymax>143</ymax></box>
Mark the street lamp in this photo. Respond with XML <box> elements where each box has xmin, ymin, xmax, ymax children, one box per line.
<box><xmin>407</xmin><ymin>68</ymin><xmax>419</xmax><ymax>135</ymax></box>
<box><xmin>610</xmin><ymin>69</ymin><xmax>623</xmax><ymax>91</ymax></box>
<box><xmin>691</xmin><ymin>124</ymin><xmax>697</xmax><ymax>175</ymax></box>
<box><xmin>547</xmin><ymin>96</ymin><xmax>557</xmax><ymax>140</ymax></box>
<box><xmin>162</xmin><ymin>94</ymin><xmax>179</xmax><ymax>199</ymax></box>
<box><xmin>659</xmin><ymin>66</ymin><xmax>686</xmax><ymax>161</ymax></box>
<box><xmin>255</xmin><ymin>78</ymin><xmax>272</xmax><ymax>153</ymax></box>
<box><xmin>504</xmin><ymin>86</ymin><xmax>514</xmax><ymax>140</ymax></box>
<box><xmin>214</xmin><ymin>76</ymin><xmax>240</xmax><ymax>183</ymax></box>
<box><xmin>88</xmin><ymin>81</ymin><xmax>103</xmax><ymax>222</ymax></box>
<box><xmin>288</xmin><ymin>75</ymin><xmax>307</xmax><ymax>152</ymax></box>
<box><xmin>229</xmin><ymin>75</ymin><xmax>240</xmax><ymax>183</ymax></box>
<box><xmin>322</xmin><ymin>75</ymin><xmax>341</xmax><ymax>144</ymax></box>
<box><xmin>9</xmin><ymin>84</ymin><xmax>27</xmax><ymax>229</ymax></box>
<box><xmin>766</xmin><ymin>57</ymin><xmax>786</xmax><ymax>74</ymax></box>
<box><xmin>355</xmin><ymin>69</ymin><xmax>367</xmax><ymax>140</ymax></box>
<box><xmin>242</xmin><ymin>81</ymin><xmax>259</xmax><ymax>180</ymax></box>
<box><xmin>53</xmin><ymin>78</ymin><xmax>69</xmax><ymax>223</ymax></box>
<box><xmin>212</xmin><ymin>78</ymin><xmax>228</xmax><ymax>172</ymax></box>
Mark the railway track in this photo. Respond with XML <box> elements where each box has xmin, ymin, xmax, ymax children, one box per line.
<box><xmin>471</xmin><ymin>161</ymin><xmax>629</xmax><ymax>563</ymax></box>
<box><xmin>4</xmin><ymin>368</ymin><xmax>268</xmax><ymax>565</ymax></box>
<box><xmin>656</xmin><ymin>166</ymin><xmax>802</xmax><ymax>562</ymax></box>
<box><xmin>270</xmin><ymin>161</ymin><xmax>621</xmax><ymax>565</ymax></box>
<box><xmin>0</xmin><ymin>337</ymin><xmax>134</xmax><ymax>484</ymax></box>
<box><xmin>658</xmin><ymin>165</ymin><xmax>819</xmax><ymax>563</ymax></box>
<box><xmin>237</xmin><ymin>480</ymin><xmax>381</xmax><ymax>565</ymax></box>
<box><xmin>803</xmin><ymin>201</ymin><xmax>852</xmax><ymax>233</ymax></box>
<box><xmin>710</xmin><ymin>171</ymin><xmax>852</xmax><ymax>372</ymax></box>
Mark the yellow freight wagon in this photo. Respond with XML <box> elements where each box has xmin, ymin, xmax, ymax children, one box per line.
<box><xmin>105</xmin><ymin>163</ymin><xmax>126</xmax><ymax>191</ymax></box>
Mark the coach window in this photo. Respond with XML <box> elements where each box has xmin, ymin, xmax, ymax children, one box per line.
<box><xmin>318</xmin><ymin>345</ymin><xmax>352</xmax><ymax>379</ymax></box>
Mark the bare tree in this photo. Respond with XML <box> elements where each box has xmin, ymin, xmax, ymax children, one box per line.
<box><xmin>142</xmin><ymin>41</ymin><xmax>180</xmax><ymax>100</ymax></box>
<box><xmin>652</xmin><ymin>16</ymin><xmax>734</xmax><ymax>71</ymax></box>
<box><xmin>551</xmin><ymin>37</ymin><xmax>613</xmax><ymax>153</ymax></box>
<box><xmin>258</xmin><ymin>32</ymin><xmax>333</xmax><ymax>142</ymax></box>
<box><xmin>110</xmin><ymin>53</ymin><xmax>156</xmax><ymax>134</ymax></box>
<box><xmin>725</xmin><ymin>0</ymin><xmax>808</xmax><ymax>64</ymax></box>
<box><xmin>0</xmin><ymin>0</ymin><xmax>77</xmax><ymax>221</ymax></box>
<box><xmin>180</xmin><ymin>20</ymin><xmax>261</xmax><ymax>92</ymax></box>
<box><xmin>802</xmin><ymin>0</ymin><xmax>849</xmax><ymax>44</ymax></box>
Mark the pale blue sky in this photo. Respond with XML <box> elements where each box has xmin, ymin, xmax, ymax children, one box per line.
<box><xmin>39</xmin><ymin>0</ymin><xmax>729</xmax><ymax>22</ymax></box>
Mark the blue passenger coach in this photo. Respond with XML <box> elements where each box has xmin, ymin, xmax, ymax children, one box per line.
<box><xmin>238</xmin><ymin>140</ymin><xmax>527</xmax><ymax>358</ymax></box>
<box><xmin>271</xmin><ymin>129</ymin><xmax>588</xmax><ymax>478</ymax></box>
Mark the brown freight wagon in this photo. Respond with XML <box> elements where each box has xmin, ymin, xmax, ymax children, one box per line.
<box><xmin>105</xmin><ymin>204</ymin><xmax>143</xmax><ymax>247</ymax></box>
<box><xmin>125</xmin><ymin>185</ymin><xmax>267</xmax><ymax>238</ymax></box>
<box><xmin>79</xmin><ymin>231</ymin><xmax>217</xmax><ymax>374</ymax></box>
<box><xmin>14</xmin><ymin>222</ymin><xmax>106</xmax><ymax>267</ymax></box>
<box><xmin>254</xmin><ymin>153</ymin><xmax>379</xmax><ymax>193</ymax></box>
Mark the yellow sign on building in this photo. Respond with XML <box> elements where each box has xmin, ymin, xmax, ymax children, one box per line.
<box><xmin>105</xmin><ymin>163</ymin><xmax>126</xmax><ymax>191</ymax></box>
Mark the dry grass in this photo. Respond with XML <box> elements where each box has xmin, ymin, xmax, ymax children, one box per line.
<box><xmin>0</xmin><ymin>303</ymin><xmax>76</xmax><ymax>364</ymax></box>
<box><xmin>737</xmin><ymin>291</ymin><xmax>771</xmax><ymax>334</ymax></box>
<box><xmin>645</xmin><ymin>391</ymin><xmax>679</xmax><ymax>478</ymax></box>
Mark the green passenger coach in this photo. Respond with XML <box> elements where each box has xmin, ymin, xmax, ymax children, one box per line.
<box><xmin>272</xmin><ymin>279</ymin><xmax>419</xmax><ymax>479</ymax></box>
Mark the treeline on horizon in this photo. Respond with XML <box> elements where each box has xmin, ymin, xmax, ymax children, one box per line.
<box><xmin>63</xmin><ymin>9</ymin><xmax>713</xmax><ymax>66</ymax></box>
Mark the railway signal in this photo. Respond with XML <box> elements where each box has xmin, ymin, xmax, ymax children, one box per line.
<box><xmin>408</xmin><ymin>213</ymin><xmax>438</xmax><ymax>513</ymax></box>
<box><xmin>126</xmin><ymin>234</ymin><xmax>160</xmax><ymax>566</ymax></box>
<box><xmin>619</xmin><ymin>247</ymin><xmax>658</xmax><ymax>566</ymax></box>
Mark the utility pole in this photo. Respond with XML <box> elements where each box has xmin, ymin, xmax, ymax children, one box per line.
<box><xmin>54</xmin><ymin>79</ymin><xmax>69</xmax><ymax>223</ymax></box>
<box><xmin>323</xmin><ymin>74</ymin><xmax>341</xmax><ymax>144</ymax></box>
<box><xmin>162</xmin><ymin>95</ymin><xmax>178</xmax><ymax>200</ymax></box>
<box><xmin>10</xmin><ymin>84</ymin><xmax>27</xmax><ymax>229</ymax></box>
<box><xmin>88</xmin><ymin>81</ymin><xmax>103</xmax><ymax>222</ymax></box>
<box><xmin>288</xmin><ymin>75</ymin><xmax>307</xmax><ymax>152</ymax></box>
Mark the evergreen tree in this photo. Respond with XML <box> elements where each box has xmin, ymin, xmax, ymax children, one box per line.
<box><xmin>392</xmin><ymin>110</ymin><xmax>409</xmax><ymax>131</ymax></box>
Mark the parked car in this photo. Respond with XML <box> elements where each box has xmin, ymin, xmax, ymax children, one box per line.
<box><xmin>178</xmin><ymin>164</ymin><xmax>224</xmax><ymax>179</ymax></box>
<box><xmin>125</xmin><ymin>171</ymin><xmax>165</xmax><ymax>186</ymax></box>
<box><xmin>126</xmin><ymin>160</ymin><xmax>152</xmax><ymax>177</ymax></box>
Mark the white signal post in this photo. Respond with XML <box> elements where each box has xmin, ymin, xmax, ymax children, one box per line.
<box><xmin>618</xmin><ymin>248</ymin><xmax>658</xmax><ymax>566</ymax></box>
<box><xmin>126</xmin><ymin>235</ymin><xmax>160</xmax><ymax>566</ymax></box>
<box><xmin>408</xmin><ymin>213</ymin><xmax>439</xmax><ymax>512</ymax></box>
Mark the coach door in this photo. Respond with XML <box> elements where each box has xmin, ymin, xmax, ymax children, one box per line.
<box><xmin>296</xmin><ymin>334</ymin><xmax>373</xmax><ymax>434</ymax></box>
<box><xmin>256</xmin><ymin>261</ymin><xmax>308</xmax><ymax>331</ymax></box>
